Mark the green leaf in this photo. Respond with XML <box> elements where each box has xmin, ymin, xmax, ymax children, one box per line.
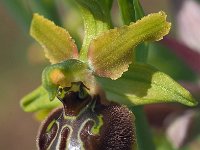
<box><xmin>20</xmin><ymin>86</ymin><xmax>61</xmax><ymax>112</ymax></box>
<box><xmin>74</xmin><ymin>0</ymin><xmax>113</xmax><ymax>61</ymax></box>
<box><xmin>97</xmin><ymin>63</ymin><xmax>198</xmax><ymax>106</ymax></box>
<box><xmin>30</xmin><ymin>13</ymin><xmax>78</xmax><ymax>64</ymax></box>
<box><xmin>88</xmin><ymin>11</ymin><xmax>171</xmax><ymax>80</ymax></box>
<box><xmin>118</xmin><ymin>0</ymin><xmax>135</xmax><ymax>25</ymax></box>
<box><xmin>42</xmin><ymin>59</ymin><xmax>94</xmax><ymax>100</ymax></box>
<box><xmin>133</xmin><ymin>0</ymin><xmax>145</xmax><ymax>20</ymax></box>
<box><xmin>105</xmin><ymin>0</ymin><xmax>114</xmax><ymax>10</ymax></box>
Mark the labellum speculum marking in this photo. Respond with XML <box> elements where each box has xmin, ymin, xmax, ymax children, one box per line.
<box><xmin>37</xmin><ymin>82</ymin><xmax>136</xmax><ymax>150</ymax></box>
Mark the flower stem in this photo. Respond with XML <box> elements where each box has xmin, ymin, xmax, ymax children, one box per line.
<box><xmin>131</xmin><ymin>106</ymin><xmax>155</xmax><ymax>150</ymax></box>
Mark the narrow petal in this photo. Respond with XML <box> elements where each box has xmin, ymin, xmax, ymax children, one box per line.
<box><xmin>88</xmin><ymin>11</ymin><xmax>171</xmax><ymax>80</ymax></box>
<box><xmin>20</xmin><ymin>86</ymin><xmax>61</xmax><ymax>112</ymax></box>
<box><xmin>30</xmin><ymin>14</ymin><xmax>78</xmax><ymax>64</ymax></box>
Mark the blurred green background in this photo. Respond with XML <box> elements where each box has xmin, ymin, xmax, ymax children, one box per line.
<box><xmin>0</xmin><ymin>0</ymin><xmax>199</xmax><ymax>149</ymax></box>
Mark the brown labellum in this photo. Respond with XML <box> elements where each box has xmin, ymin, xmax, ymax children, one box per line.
<box><xmin>37</xmin><ymin>83</ymin><xmax>136</xmax><ymax>150</ymax></box>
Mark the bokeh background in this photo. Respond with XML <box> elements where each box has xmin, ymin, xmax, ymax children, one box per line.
<box><xmin>0</xmin><ymin>0</ymin><xmax>200</xmax><ymax>149</ymax></box>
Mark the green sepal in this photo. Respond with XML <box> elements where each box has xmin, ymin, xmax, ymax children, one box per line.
<box><xmin>75</xmin><ymin>0</ymin><xmax>113</xmax><ymax>61</ymax></box>
<box><xmin>30</xmin><ymin>13</ymin><xmax>78</xmax><ymax>64</ymax></box>
<box><xmin>97</xmin><ymin>63</ymin><xmax>198</xmax><ymax>107</ymax></box>
<box><xmin>88</xmin><ymin>11</ymin><xmax>171</xmax><ymax>80</ymax></box>
<box><xmin>42</xmin><ymin>59</ymin><xmax>94</xmax><ymax>100</ymax></box>
<box><xmin>20</xmin><ymin>86</ymin><xmax>61</xmax><ymax>112</ymax></box>
<box><xmin>34</xmin><ymin>108</ymin><xmax>55</xmax><ymax>121</ymax></box>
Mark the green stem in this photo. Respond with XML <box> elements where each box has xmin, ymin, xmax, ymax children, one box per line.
<box><xmin>118</xmin><ymin>0</ymin><xmax>155</xmax><ymax>150</ymax></box>
<box><xmin>131</xmin><ymin>106</ymin><xmax>155</xmax><ymax>150</ymax></box>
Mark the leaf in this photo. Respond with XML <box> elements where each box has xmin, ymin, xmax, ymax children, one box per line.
<box><xmin>97</xmin><ymin>63</ymin><xmax>198</xmax><ymax>106</ymax></box>
<box><xmin>133</xmin><ymin>0</ymin><xmax>145</xmax><ymax>20</ymax></box>
<box><xmin>42</xmin><ymin>59</ymin><xmax>95</xmax><ymax>100</ymax></box>
<box><xmin>117</xmin><ymin>0</ymin><xmax>135</xmax><ymax>24</ymax></box>
<box><xmin>88</xmin><ymin>11</ymin><xmax>171</xmax><ymax>80</ymax></box>
<box><xmin>20</xmin><ymin>86</ymin><xmax>61</xmax><ymax>112</ymax></box>
<box><xmin>30</xmin><ymin>13</ymin><xmax>78</xmax><ymax>64</ymax></box>
<box><xmin>105</xmin><ymin>0</ymin><xmax>114</xmax><ymax>10</ymax></box>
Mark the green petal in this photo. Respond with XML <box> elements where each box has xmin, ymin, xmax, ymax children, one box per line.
<box><xmin>42</xmin><ymin>59</ymin><xmax>94</xmax><ymax>100</ymax></box>
<box><xmin>88</xmin><ymin>11</ymin><xmax>171</xmax><ymax>80</ymax></box>
<box><xmin>20</xmin><ymin>86</ymin><xmax>61</xmax><ymax>112</ymax></box>
<box><xmin>30</xmin><ymin>13</ymin><xmax>78</xmax><ymax>64</ymax></box>
<box><xmin>97</xmin><ymin>63</ymin><xmax>198</xmax><ymax>106</ymax></box>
